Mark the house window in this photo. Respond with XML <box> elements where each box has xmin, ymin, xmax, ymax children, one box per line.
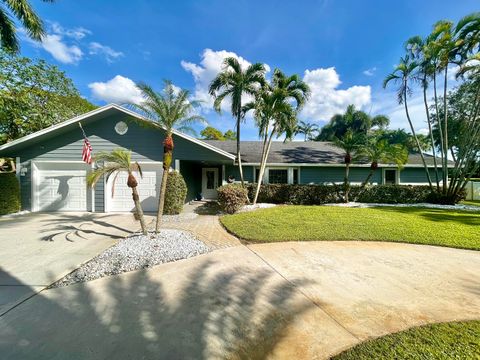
<box><xmin>255</xmin><ymin>168</ymin><xmax>260</xmax><ymax>183</ymax></box>
<box><xmin>293</xmin><ymin>169</ymin><xmax>299</xmax><ymax>184</ymax></box>
<box><xmin>384</xmin><ymin>169</ymin><xmax>398</xmax><ymax>184</ymax></box>
<box><xmin>269</xmin><ymin>169</ymin><xmax>288</xmax><ymax>184</ymax></box>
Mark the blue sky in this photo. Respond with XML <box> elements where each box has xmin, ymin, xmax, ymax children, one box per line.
<box><xmin>21</xmin><ymin>0</ymin><xmax>480</xmax><ymax>139</ymax></box>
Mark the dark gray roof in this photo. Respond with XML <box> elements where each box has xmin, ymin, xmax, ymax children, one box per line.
<box><xmin>203</xmin><ymin>140</ymin><xmax>447</xmax><ymax>166</ymax></box>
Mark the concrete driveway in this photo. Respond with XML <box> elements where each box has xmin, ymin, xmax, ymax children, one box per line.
<box><xmin>0</xmin><ymin>241</ymin><xmax>479</xmax><ymax>359</ymax></box>
<box><xmin>0</xmin><ymin>212</ymin><xmax>141</xmax><ymax>315</ymax></box>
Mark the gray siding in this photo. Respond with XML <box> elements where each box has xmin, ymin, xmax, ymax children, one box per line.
<box><xmin>224</xmin><ymin>165</ymin><xmax>254</xmax><ymax>183</ymax></box>
<box><xmin>300</xmin><ymin>167</ymin><xmax>380</xmax><ymax>184</ymax></box>
<box><xmin>400</xmin><ymin>168</ymin><xmax>442</xmax><ymax>184</ymax></box>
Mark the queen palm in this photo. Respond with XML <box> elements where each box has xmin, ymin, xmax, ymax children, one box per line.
<box><xmin>87</xmin><ymin>149</ymin><xmax>148</xmax><ymax>235</ymax></box>
<box><xmin>129</xmin><ymin>81</ymin><xmax>205</xmax><ymax>233</ymax></box>
<box><xmin>1</xmin><ymin>0</ymin><xmax>53</xmax><ymax>52</ymax></box>
<box><xmin>383</xmin><ymin>55</ymin><xmax>433</xmax><ymax>189</ymax></box>
<box><xmin>296</xmin><ymin>120</ymin><xmax>319</xmax><ymax>141</ymax></box>
<box><xmin>209</xmin><ymin>57</ymin><xmax>267</xmax><ymax>186</ymax></box>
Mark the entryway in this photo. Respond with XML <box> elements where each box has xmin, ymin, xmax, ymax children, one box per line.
<box><xmin>201</xmin><ymin>167</ymin><xmax>219</xmax><ymax>199</ymax></box>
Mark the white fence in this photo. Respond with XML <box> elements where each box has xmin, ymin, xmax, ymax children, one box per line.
<box><xmin>465</xmin><ymin>181</ymin><xmax>480</xmax><ymax>201</ymax></box>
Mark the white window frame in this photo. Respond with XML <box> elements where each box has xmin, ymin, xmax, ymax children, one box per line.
<box><xmin>382</xmin><ymin>168</ymin><xmax>400</xmax><ymax>185</ymax></box>
<box><xmin>255</xmin><ymin>166</ymin><xmax>300</xmax><ymax>184</ymax></box>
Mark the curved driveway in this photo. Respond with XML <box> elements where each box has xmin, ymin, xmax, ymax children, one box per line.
<box><xmin>1</xmin><ymin>241</ymin><xmax>479</xmax><ymax>359</ymax></box>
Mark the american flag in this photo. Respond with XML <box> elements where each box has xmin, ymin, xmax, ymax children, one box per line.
<box><xmin>79</xmin><ymin>122</ymin><xmax>93</xmax><ymax>164</ymax></box>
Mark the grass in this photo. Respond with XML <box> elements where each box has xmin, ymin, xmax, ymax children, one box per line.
<box><xmin>332</xmin><ymin>321</ymin><xmax>480</xmax><ymax>359</ymax></box>
<box><xmin>461</xmin><ymin>200</ymin><xmax>480</xmax><ymax>207</ymax></box>
<box><xmin>220</xmin><ymin>205</ymin><xmax>480</xmax><ymax>250</ymax></box>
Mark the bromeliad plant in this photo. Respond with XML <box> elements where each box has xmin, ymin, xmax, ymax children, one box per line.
<box><xmin>87</xmin><ymin>149</ymin><xmax>148</xmax><ymax>235</ymax></box>
<box><xmin>129</xmin><ymin>80</ymin><xmax>205</xmax><ymax>232</ymax></box>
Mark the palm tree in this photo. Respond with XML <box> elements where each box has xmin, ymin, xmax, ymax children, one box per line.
<box><xmin>129</xmin><ymin>81</ymin><xmax>205</xmax><ymax>233</ymax></box>
<box><xmin>209</xmin><ymin>57</ymin><xmax>267</xmax><ymax>186</ymax></box>
<box><xmin>244</xmin><ymin>69</ymin><xmax>310</xmax><ymax>205</ymax></box>
<box><xmin>383</xmin><ymin>55</ymin><xmax>434</xmax><ymax>189</ymax></box>
<box><xmin>296</xmin><ymin>120</ymin><xmax>319</xmax><ymax>141</ymax></box>
<box><xmin>0</xmin><ymin>0</ymin><xmax>53</xmax><ymax>52</ymax></box>
<box><xmin>354</xmin><ymin>139</ymin><xmax>408</xmax><ymax>200</ymax></box>
<box><xmin>87</xmin><ymin>149</ymin><xmax>148</xmax><ymax>235</ymax></box>
<box><xmin>334</xmin><ymin>130</ymin><xmax>364</xmax><ymax>203</ymax></box>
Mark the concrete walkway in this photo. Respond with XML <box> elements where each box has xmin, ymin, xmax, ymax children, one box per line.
<box><xmin>1</xmin><ymin>241</ymin><xmax>479</xmax><ymax>359</ymax></box>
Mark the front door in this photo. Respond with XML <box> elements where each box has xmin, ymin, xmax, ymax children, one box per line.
<box><xmin>202</xmin><ymin>168</ymin><xmax>219</xmax><ymax>199</ymax></box>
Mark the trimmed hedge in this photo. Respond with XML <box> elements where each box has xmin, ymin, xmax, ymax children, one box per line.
<box><xmin>0</xmin><ymin>173</ymin><xmax>20</xmax><ymax>215</ymax></box>
<box><xmin>245</xmin><ymin>183</ymin><xmax>440</xmax><ymax>206</ymax></box>
<box><xmin>163</xmin><ymin>171</ymin><xmax>187</xmax><ymax>215</ymax></box>
<box><xmin>217</xmin><ymin>184</ymin><xmax>248</xmax><ymax>214</ymax></box>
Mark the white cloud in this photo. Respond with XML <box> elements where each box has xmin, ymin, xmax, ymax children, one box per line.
<box><xmin>40</xmin><ymin>34</ymin><xmax>83</xmax><ymax>64</ymax></box>
<box><xmin>363</xmin><ymin>67</ymin><xmax>377</xmax><ymax>76</ymax></box>
<box><xmin>181</xmin><ymin>48</ymin><xmax>270</xmax><ymax>112</ymax></box>
<box><xmin>50</xmin><ymin>21</ymin><xmax>91</xmax><ymax>40</ymax></box>
<box><xmin>301</xmin><ymin>67</ymin><xmax>371</xmax><ymax>123</ymax></box>
<box><xmin>88</xmin><ymin>75</ymin><xmax>143</xmax><ymax>104</ymax></box>
<box><xmin>89</xmin><ymin>42</ymin><xmax>124</xmax><ymax>63</ymax></box>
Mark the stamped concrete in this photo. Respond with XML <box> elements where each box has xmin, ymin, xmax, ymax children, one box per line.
<box><xmin>1</xmin><ymin>241</ymin><xmax>479</xmax><ymax>359</ymax></box>
<box><xmin>0</xmin><ymin>212</ymin><xmax>138</xmax><ymax>315</ymax></box>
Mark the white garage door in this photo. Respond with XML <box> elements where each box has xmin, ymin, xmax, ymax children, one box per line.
<box><xmin>106</xmin><ymin>163</ymin><xmax>163</xmax><ymax>212</ymax></box>
<box><xmin>33</xmin><ymin>162</ymin><xmax>89</xmax><ymax>212</ymax></box>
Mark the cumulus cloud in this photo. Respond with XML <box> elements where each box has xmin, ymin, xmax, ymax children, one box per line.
<box><xmin>181</xmin><ymin>49</ymin><xmax>270</xmax><ymax>111</ymax></box>
<box><xmin>88</xmin><ymin>75</ymin><xmax>143</xmax><ymax>104</ymax></box>
<box><xmin>38</xmin><ymin>34</ymin><xmax>83</xmax><ymax>64</ymax></box>
<box><xmin>89</xmin><ymin>42</ymin><xmax>124</xmax><ymax>63</ymax></box>
<box><xmin>363</xmin><ymin>67</ymin><xmax>377</xmax><ymax>76</ymax></box>
<box><xmin>301</xmin><ymin>67</ymin><xmax>371</xmax><ymax>122</ymax></box>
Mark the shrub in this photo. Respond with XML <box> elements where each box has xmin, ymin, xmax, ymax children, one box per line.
<box><xmin>163</xmin><ymin>171</ymin><xmax>187</xmax><ymax>215</ymax></box>
<box><xmin>217</xmin><ymin>184</ymin><xmax>248</xmax><ymax>214</ymax></box>
<box><xmin>0</xmin><ymin>173</ymin><xmax>20</xmax><ymax>215</ymax></box>
<box><xmin>245</xmin><ymin>183</ymin><xmax>442</xmax><ymax>205</ymax></box>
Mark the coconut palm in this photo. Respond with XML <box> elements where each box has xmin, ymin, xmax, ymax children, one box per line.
<box><xmin>296</xmin><ymin>120</ymin><xmax>319</xmax><ymax>141</ymax></box>
<box><xmin>354</xmin><ymin>139</ymin><xmax>408</xmax><ymax>200</ymax></box>
<box><xmin>209</xmin><ymin>57</ymin><xmax>267</xmax><ymax>186</ymax></box>
<box><xmin>87</xmin><ymin>149</ymin><xmax>148</xmax><ymax>235</ymax></box>
<box><xmin>383</xmin><ymin>55</ymin><xmax>434</xmax><ymax>189</ymax></box>
<box><xmin>0</xmin><ymin>0</ymin><xmax>53</xmax><ymax>52</ymax></box>
<box><xmin>129</xmin><ymin>80</ymin><xmax>205</xmax><ymax>233</ymax></box>
<box><xmin>334</xmin><ymin>130</ymin><xmax>365</xmax><ymax>203</ymax></box>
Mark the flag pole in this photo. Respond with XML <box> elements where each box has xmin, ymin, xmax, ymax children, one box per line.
<box><xmin>78</xmin><ymin>122</ymin><xmax>87</xmax><ymax>138</ymax></box>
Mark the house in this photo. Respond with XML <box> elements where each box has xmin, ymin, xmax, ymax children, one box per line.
<box><xmin>0</xmin><ymin>104</ymin><xmax>445</xmax><ymax>213</ymax></box>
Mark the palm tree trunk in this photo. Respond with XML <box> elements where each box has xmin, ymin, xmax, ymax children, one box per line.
<box><xmin>354</xmin><ymin>168</ymin><xmax>376</xmax><ymax>201</ymax></box>
<box><xmin>156</xmin><ymin>133</ymin><xmax>173</xmax><ymax>233</ymax></box>
<box><xmin>443</xmin><ymin>66</ymin><xmax>449</xmax><ymax>194</ymax></box>
<box><xmin>344</xmin><ymin>163</ymin><xmax>350</xmax><ymax>203</ymax></box>
<box><xmin>253</xmin><ymin>126</ymin><xmax>276</xmax><ymax>205</ymax></box>
<box><xmin>433</xmin><ymin>72</ymin><xmax>446</xmax><ymax>191</ymax></box>
<box><xmin>131</xmin><ymin>186</ymin><xmax>148</xmax><ymax>235</ymax></box>
<box><xmin>422</xmin><ymin>77</ymin><xmax>440</xmax><ymax>191</ymax></box>
<box><xmin>236</xmin><ymin>113</ymin><xmax>245</xmax><ymax>186</ymax></box>
<box><xmin>403</xmin><ymin>83</ymin><xmax>433</xmax><ymax>189</ymax></box>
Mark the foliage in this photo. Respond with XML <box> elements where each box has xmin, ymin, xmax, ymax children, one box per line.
<box><xmin>0</xmin><ymin>51</ymin><xmax>96</xmax><ymax>143</ymax></box>
<box><xmin>217</xmin><ymin>184</ymin><xmax>248</xmax><ymax>214</ymax></box>
<box><xmin>200</xmin><ymin>126</ymin><xmax>237</xmax><ymax>141</ymax></box>
<box><xmin>128</xmin><ymin>80</ymin><xmax>205</xmax><ymax>232</ymax></box>
<box><xmin>87</xmin><ymin>149</ymin><xmax>148</xmax><ymax>235</ymax></box>
<box><xmin>333</xmin><ymin>321</ymin><xmax>480</xmax><ymax>359</ymax></box>
<box><xmin>220</xmin><ymin>206</ymin><xmax>480</xmax><ymax>250</ymax></box>
<box><xmin>295</xmin><ymin>120</ymin><xmax>319</xmax><ymax>141</ymax></box>
<box><xmin>0</xmin><ymin>172</ymin><xmax>20</xmax><ymax>215</ymax></box>
<box><xmin>0</xmin><ymin>0</ymin><xmax>52</xmax><ymax>52</ymax></box>
<box><xmin>385</xmin><ymin>12</ymin><xmax>480</xmax><ymax>201</ymax></box>
<box><xmin>163</xmin><ymin>171</ymin><xmax>187</xmax><ymax>215</ymax></box>
<box><xmin>376</xmin><ymin>128</ymin><xmax>431</xmax><ymax>152</ymax></box>
<box><xmin>245</xmin><ymin>183</ymin><xmax>436</xmax><ymax>205</ymax></box>
<box><xmin>209</xmin><ymin>57</ymin><xmax>267</xmax><ymax>185</ymax></box>
<box><xmin>243</xmin><ymin>68</ymin><xmax>310</xmax><ymax>204</ymax></box>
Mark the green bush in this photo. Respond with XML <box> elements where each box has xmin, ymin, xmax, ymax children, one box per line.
<box><xmin>217</xmin><ymin>184</ymin><xmax>248</xmax><ymax>214</ymax></box>
<box><xmin>0</xmin><ymin>173</ymin><xmax>20</xmax><ymax>215</ymax></box>
<box><xmin>245</xmin><ymin>183</ymin><xmax>438</xmax><ymax>205</ymax></box>
<box><xmin>163</xmin><ymin>171</ymin><xmax>187</xmax><ymax>215</ymax></box>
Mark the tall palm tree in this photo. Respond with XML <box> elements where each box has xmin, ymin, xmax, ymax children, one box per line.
<box><xmin>87</xmin><ymin>149</ymin><xmax>148</xmax><ymax>235</ymax></box>
<box><xmin>244</xmin><ymin>69</ymin><xmax>310</xmax><ymax>205</ymax></box>
<box><xmin>129</xmin><ymin>81</ymin><xmax>205</xmax><ymax>233</ymax></box>
<box><xmin>383</xmin><ymin>55</ymin><xmax>434</xmax><ymax>189</ymax></box>
<box><xmin>296</xmin><ymin>120</ymin><xmax>319</xmax><ymax>141</ymax></box>
<box><xmin>334</xmin><ymin>130</ymin><xmax>364</xmax><ymax>203</ymax></box>
<box><xmin>354</xmin><ymin>139</ymin><xmax>408</xmax><ymax>200</ymax></box>
<box><xmin>0</xmin><ymin>0</ymin><xmax>53</xmax><ymax>52</ymax></box>
<box><xmin>209</xmin><ymin>57</ymin><xmax>267</xmax><ymax>186</ymax></box>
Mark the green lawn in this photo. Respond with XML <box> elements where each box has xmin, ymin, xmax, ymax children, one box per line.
<box><xmin>332</xmin><ymin>321</ymin><xmax>480</xmax><ymax>359</ymax></box>
<box><xmin>220</xmin><ymin>206</ymin><xmax>480</xmax><ymax>250</ymax></box>
<box><xmin>462</xmin><ymin>200</ymin><xmax>480</xmax><ymax>207</ymax></box>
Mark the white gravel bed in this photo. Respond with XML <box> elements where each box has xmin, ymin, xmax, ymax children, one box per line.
<box><xmin>325</xmin><ymin>202</ymin><xmax>480</xmax><ymax>212</ymax></box>
<box><xmin>51</xmin><ymin>229</ymin><xmax>210</xmax><ymax>288</ymax></box>
<box><xmin>238</xmin><ymin>203</ymin><xmax>277</xmax><ymax>213</ymax></box>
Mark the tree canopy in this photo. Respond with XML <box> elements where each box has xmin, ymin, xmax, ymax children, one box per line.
<box><xmin>0</xmin><ymin>51</ymin><xmax>96</xmax><ymax>143</ymax></box>
<box><xmin>200</xmin><ymin>126</ymin><xmax>237</xmax><ymax>141</ymax></box>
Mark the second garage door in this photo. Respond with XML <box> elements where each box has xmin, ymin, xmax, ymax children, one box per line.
<box><xmin>105</xmin><ymin>163</ymin><xmax>163</xmax><ymax>212</ymax></box>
